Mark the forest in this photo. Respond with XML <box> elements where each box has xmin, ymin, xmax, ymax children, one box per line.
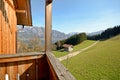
<box><xmin>87</xmin><ymin>25</ymin><xmax>120</xmax><ymax>40</ymax></box>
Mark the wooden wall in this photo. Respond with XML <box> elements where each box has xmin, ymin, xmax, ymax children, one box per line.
<box><xmin>0</xmin><ymin>0</ymin><xmax>17</xmax><ymax>54</ymax></box>
<box><xmin>0</xmin><ymin>0</ymin><xmax>17</xmax><ymax>80</ymax></box>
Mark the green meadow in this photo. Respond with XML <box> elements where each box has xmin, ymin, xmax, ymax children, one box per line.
<box><xmin>62</xmin><ymin>35</ymin><xmax>120</xmax><ymax>80</ymax></box>
<box><xmin>52</xmin><ymin>40</ymin><xmax>95</xmax><ymax>58</ymax></box>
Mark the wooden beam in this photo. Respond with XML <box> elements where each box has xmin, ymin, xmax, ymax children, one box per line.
<box><xmin>46</xmin><ymin>52</ymin><xmax>76</xmax><ymax>80</ymax></box>
<box><xmin>0</xmin><ymin>52</ymin><xmax>44</xmax><ymax>63</ymax></box>
<box><xmin>45</xmin><ymin>1</ymin><xmax>52</xmax><ymax>52</ymax></box>
<box><xmin>5</xmin><ymin>0</ymin><xmax>15</xmax><ymax>10</ymax></box>
<box><xmin>16</xmin><ymin>9</ymin><xmax>26</xmax><ymax>13</ymax></box>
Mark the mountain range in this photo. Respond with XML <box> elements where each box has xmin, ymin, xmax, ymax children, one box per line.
<box><xmin>17</xmin><ymin>26</ymin><xmax>103</xmax><ymax>46</ymax></box>
<box><xmin>17</xmin><ymin>26</ymin><xmax>77</xmax><ymax>45</ymax></box>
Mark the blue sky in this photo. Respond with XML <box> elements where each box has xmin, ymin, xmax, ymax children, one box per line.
<box><xmin>31</xmin><ymin>0</ymin><xmax>120</xmax><ymax>34</ymax></box>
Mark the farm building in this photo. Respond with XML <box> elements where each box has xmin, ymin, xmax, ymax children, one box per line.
<box><xmin>0</xmin><ymin>0</ymin><xmax>76</xmax><ymax>80</ymax></box>
<box><xmin>62</xmin><ymin>44</ymin><xmax>73</xmax><ymax>52</ymax></box>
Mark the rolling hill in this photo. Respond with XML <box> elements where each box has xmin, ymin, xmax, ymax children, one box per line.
<box><xmin>62</xmin><ymin>35</ymin><xmax>120</xmax><ymax>80</ymax></box>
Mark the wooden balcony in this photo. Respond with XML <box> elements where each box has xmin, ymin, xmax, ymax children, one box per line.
<box><xmin>0</xmin><ymin>52</ymin><xmax>76</xmax><ymax>80</ymax></box>
<box><xmin>0</xmin><ymin>0</ymin><xmax>76</xmax><ymax>79</ymax></box>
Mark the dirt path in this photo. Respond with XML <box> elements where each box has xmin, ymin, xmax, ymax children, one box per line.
<box><xmin>58</xmin><ymin>41</ymin><xmax>99</xmax><ymax>61</ymax></box>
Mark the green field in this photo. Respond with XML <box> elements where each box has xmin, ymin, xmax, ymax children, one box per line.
<box><xmin>52</xmin><ymin>50</ymin><xmax>68</xmax><ymax>58</ymax></box>
<box><xmin>72</xmin><ymin>40</ymin><xmax>95</xmax><ymax>52</ymax></box>
<box><xmin>52</xmin><ymin>40</ymin><xmax>95</xmax><ymax>58</ymax></box>
<box><xmin>62</xmin><ymin>35</ymin><xmax>120</xmax><ymax>80</ymax></box>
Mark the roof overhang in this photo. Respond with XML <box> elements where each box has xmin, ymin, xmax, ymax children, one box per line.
<box><xmin>46</xmin><ymin>0</ymin><xmax>53</xmax><ymax>2</ymax></box>
<box><xmin>13</xmin><ymin>0</ymin><xmax>32</xmax><ymax>26</ymax></box>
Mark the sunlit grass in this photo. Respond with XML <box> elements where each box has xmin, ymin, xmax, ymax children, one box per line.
<box><xmin>52</xmin><ymin>40</ymin><xmax>96</xmax><ymax>58</ymax></box>
<box><xmin>72</xmin><ymin>40</ymin><xmax>95</xmax><ymax>52</ymax></box>
<box><xmin>52</xmin><ymin>49</ymin><xmax>68</xmax><ymax>58</ymax></box>
<box><xmin>62</xmin><ymin>35</ymin><xmax>120</xmax><ymax>80</ymax></box>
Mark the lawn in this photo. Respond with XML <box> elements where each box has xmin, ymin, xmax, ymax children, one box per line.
<box><xmin>62</xmin><ymin>35</ymin><xmax>120</xmax><ymax>80</ymax></box>
<box><xmin>52</xmin><ymin>49</ymin><xmax>68</xmax><ymax>58</ymax></box>
<box><xmin>52</xmin><ymin>40</ymin><xmax>96</xmax><ymax>58</ymax></box>
<box><xmin>72</xmin><ymin>40</ymin><xmax>95</xmax><ymax>52</ymax></box>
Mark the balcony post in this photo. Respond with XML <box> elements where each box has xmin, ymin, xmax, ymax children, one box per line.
<box><xmin>45</xmin><ymin>0</ymin><xmax>52</xmax><ymax>52</ymax></box>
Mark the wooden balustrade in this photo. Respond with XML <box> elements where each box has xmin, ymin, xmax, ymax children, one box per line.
<box><xmin>0</xmin><ymin>52</ymin><xmax>76</xmax><ymax>80</ymax></box>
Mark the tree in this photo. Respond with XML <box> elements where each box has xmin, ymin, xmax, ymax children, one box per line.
<box><xmin>87</xmin><ymin>25</ymin><xmax>120</xmax><ymax>40</ymax></box>
<box><xmin>28</xmin><ymin>36</ymin><xmax>41</xmax><ymax>52</ymax></box>
<box><xmin>65</xmin><ymin>33</ymin><xmax>87</xmax><ymax>45</ymax></box>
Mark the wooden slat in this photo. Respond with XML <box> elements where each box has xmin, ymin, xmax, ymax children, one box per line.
<box><xmin>0</xmin><ymin>63</ymin><xmax>6</xmax><ymax>80</ymax></box>
<box><xmin>0</xmin><ymin>0</ymin><xmax>2</xmax><ymax>53</ymax></box>
<box><xmin>7</xmin><ymin>62</ymin><xmax>18</xmax><ymax>80</ymax></box>
<box><xmin>37</xmin><ymin>55</ymin><xmax>50</xmax><ymax>80</ymax></box>
<box><xmin>18</xmin><ymin>60</ymin><xmax>36</xmax><ymax>80</ymax></box>
<box><xmin>0</xmin><ymin>1</ymin><xmax>6</xmax><ymax>80</ymax></box>
<box><xmin>16</xmin><ymin>9</ymin><xmax>26</xmax><ymax>13</ymax></box>
<box><xmin>2</xmin><ymin>0</ymin><xmax>6</xmax><ymax>54</ymax></box>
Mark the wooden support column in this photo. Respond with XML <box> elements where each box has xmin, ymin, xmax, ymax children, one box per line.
<box><xmin>45</xmin><ymin>0</ymin><xmax>52</xmax><ymax>52</ymax></box>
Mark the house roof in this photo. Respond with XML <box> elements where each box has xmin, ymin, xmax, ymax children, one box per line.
<box><xmin>13</xmin><ymin>0</ymin><xmax>32</xmax><ymax>26</ymax></box>
<box><xmin>62</xmin><ymin>44</ymin><xmax>73</xmax><ymax>48</ymax></box>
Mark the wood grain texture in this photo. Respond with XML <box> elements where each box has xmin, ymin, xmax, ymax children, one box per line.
<box><xmin>46</xmin><ymin>52</ymin><xmax>76</xmax><ymax>80</ymax></box>
<box><xmin>0</xmin><ymin>0</ymin><xmax>16</xmax><ymax>54</ymax></box>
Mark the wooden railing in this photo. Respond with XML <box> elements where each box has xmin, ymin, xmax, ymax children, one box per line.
<box><xmin>46</xmin><ymin>52</ymin><xmax>76</xmax><ymax>80</ymax></box>
<box><xmin>0</xmin><ymin>52</ymin><xmax>76</xmax><ymax>80</ymax></box>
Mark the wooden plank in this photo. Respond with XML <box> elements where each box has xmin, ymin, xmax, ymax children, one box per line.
<box><xmin>16</xmin><ymin>9</ymin><xmax>26</xmax><ymax>13</ymax></box>
<box><xmin>46</xmin><ymin>53</ymin><xmax>76</xmax><ymax>80</ymax></box>
<box><xmin>0</xmin><ymin>63</ymin><xmax>6</xmax><ymax>80</ymax></box>
<box><xmin>0</xmin><ymin>55</ymin><xmax>43</xmax><ymax>63</ymax></box>
<box><xmin>0</xmin><ymin>53</ymin><xmax>44</xmax><ymax>63</ymax></box>
<box><xmin>0</xmin><ymin>0</ymin><xmax>2</xmax><ymax>53</ymax></box>
<box><xmin>0</xmin><ymin>52</ymin><xmax>44</xmax><ymax>58</ymax></box>
<box><xmin>2</xmin><ymin>0</ymin><xmax>6</xmax><ymax>54</ymax></box>
<box><xmin>7</xmin><ymin>62</ymin><xmax>18</xmax><ymax>80</ymax></box>
<box><xmin>26</xmin><ymin>60</ymin><xmax>36</xmax><ymax>80</ymax></box>
<box><xmin>37</xmin><ymin>55</ymin><xmax>49</xmax><ymax>80</ymax></box>
<box><xmin>5</xmin><ymin>0</ymin><xmax>9</xmax><ymax>54</ymax></box>
<box><xmin>7</xmin><ymin>0</ymin><xmax>10</xmax><ymax>54</ymax></box>
<box><xmin>26</xmin><ymin>0</ymin><xmax>32</xmax><ymax>25</ymax></box>
<box><xmin>0</xmin><ymin>1</ymin><xmax>6</xmax><ymax>79</ymax></box>
<box><xmin>18</xmin><ymin>60</ymin><xmax>36</xmax><ymax>80</ymax></box>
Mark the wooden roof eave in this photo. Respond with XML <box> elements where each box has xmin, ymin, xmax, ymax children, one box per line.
<box><xmin>13</xmin><ymin>0</ymin><xmax>32</xmax><ymax>26</ymax></box>
<box><xmin>46</xmin><ymin>0</ymin><xmax>53</xmax><ymax>2</ymax></box>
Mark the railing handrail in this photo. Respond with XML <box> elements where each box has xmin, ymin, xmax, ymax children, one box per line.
<box><xmin>0</xmin><ymin>52</ymin><xmax>45</xmax><ymax>58</ymax></box>
<box><xmin>46</xmin><ymin>52</ymin><xmax>76</xmax><ymax>80</ymax></box>
<box><xmin>0</xmin><ymin>52</ymin><xmax>45</xmax><ymax>63</ymax></box>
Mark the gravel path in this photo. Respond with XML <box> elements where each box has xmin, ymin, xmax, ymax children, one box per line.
<box><xmin>58</xmin><ymin>41</ymin><xmax>99</xmax><ymax>61</ymax></box>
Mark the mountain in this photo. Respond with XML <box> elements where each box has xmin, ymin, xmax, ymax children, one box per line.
<box><xmin>87</xmin><ymin>30</ymin><xmax>104</xmax><ymax>36</ymax></box>
<box><xmin>17</xmin><ymin>26</ymin><xmax>69</xmax><ymax>45</ymax></box>
<box><xmin>67</xmin><ymin>32</ymin><xmax>78</xmax><ymax>37</ymax></box>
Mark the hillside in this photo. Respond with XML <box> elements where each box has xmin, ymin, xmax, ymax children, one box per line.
<box><xmin>62</xmin><ymin>35</ymin><xmax>120</xmax><ymax>80</ymax></box>
<box><xmin>53</xmin><ymin>40</ymin><xmax>95</xmax><ymax>58</ymax></box>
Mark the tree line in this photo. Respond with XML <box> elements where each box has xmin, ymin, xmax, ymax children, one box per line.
<box><xmin>87</xmin><ymin>25</ymin><xmax>120</xmax><ymax>40</ymax></box>
<box><xmin>54</xmin><ymin>33</ymin><xmax>87</xmax><ymax>50</ymax></box>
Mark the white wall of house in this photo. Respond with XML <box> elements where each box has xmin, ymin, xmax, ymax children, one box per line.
<box><xmin>68</xmin><ymin>47</ymin><xmax>73</xmax><ymax>52</ymax></box>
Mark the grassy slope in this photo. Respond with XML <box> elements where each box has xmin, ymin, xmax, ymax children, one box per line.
<box><xmin>62</xmin><ymin>35</ymin><xmax>120</xmax><ymax>80</ymax></box>
<box><xmin>52</xmin><ymin>50</ymin><xmax>68</xmax><ymax>58</ymax></box>
<box><xmin>53</xmin><ymin>40</ymin><xmax>95</xmax><ymax>58</ymax></box>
